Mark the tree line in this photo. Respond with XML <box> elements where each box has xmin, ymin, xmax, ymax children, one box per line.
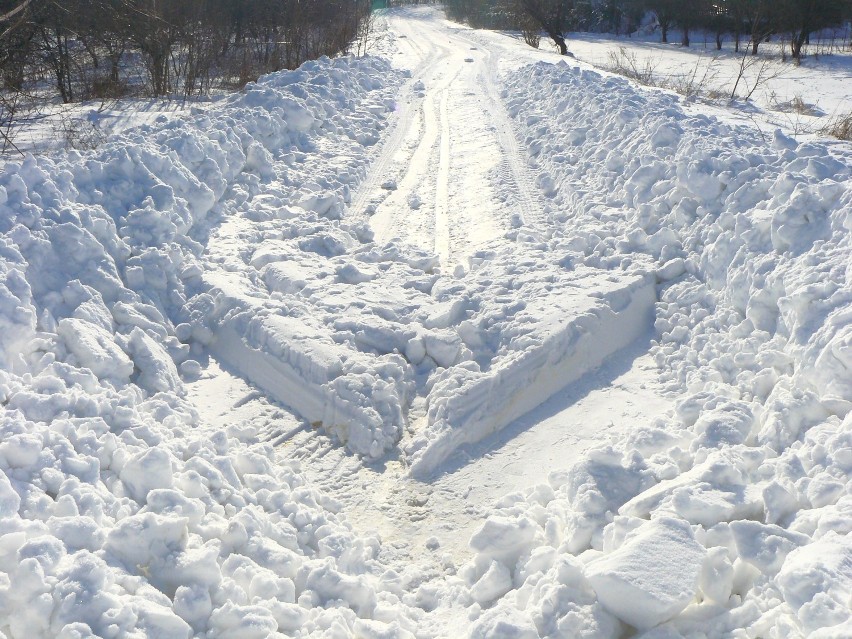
<box><xmin>444</xmin><ymin>0</ymin><xmax>852</xmax><ymax>59</ymax></box>
<box><xmin>0</xmin><ymin>0</ymin><xmax>372</xmax><ymax>102</ymax></box>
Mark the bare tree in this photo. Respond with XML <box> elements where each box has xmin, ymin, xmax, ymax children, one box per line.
<box><xmin>645</xmin><ymin>0</ymin><xmax>678</xmax><ymax>43</ymax></box>
<box><xmin>778</xmin><ymin>0</ymin><xmax>852</xmax><ymax>61</ymax></box>
<box><xmin>518</xmin><ymin>0</ymin><xmax>572</xmax><ymax>54</ymax></box>
<box><xmin>0</xmin><ymin>0</ymin><xmax>376</xmax><ymax>153</ymax></box>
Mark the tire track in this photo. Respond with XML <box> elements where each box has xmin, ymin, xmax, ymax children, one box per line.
<box><xmin>349</xmin><ymin>25</ymin><xmax>453</xmax><ymax>221</ymax></box>
<box><xmin>353</xmin><ymin>12</ymin><xmax>547</xmax><ymax>265</ymax></box>
<box><xmin>477</xmin><ymin>46</ymin><xmax>546</xmax><ymax>229</ymax></box>
<box><xmin>434</xmin><ymin>87</ymin><xmax>451</xmax><ymax>261</ymax></box>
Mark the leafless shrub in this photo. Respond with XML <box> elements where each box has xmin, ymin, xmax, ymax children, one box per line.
<box><xmin>353</xmin><ymin>5</ymin><xmax>376</xmax><ymax>57</ymax></box>
<box><xmin>85</xmin><ymin>77</ymin><xmax>132</xmax><ymax>101</ymax></box>
<box><xmin>730</xmin><ymin>51</ymin><xmax>785</xmax><ymax>102</ymax></box>
<box><xmin>606</xmin><ymin>47</ymin><xmax>723</xmax><ymax>101</ymax></box>
<box><xmin>790</xmin><ymin>95</ymin><xmax>809</xmax><ymax>114</ymax></box>
<box><xmin>0</xmin><ymin>91</ymin><xmax>29</xmax><ymax>154</ymax></box>
<box><xmin>606</xmin><ymin>46</ymin><xmax>658</xmax><ymax>85</ymax></box>
<box><xmin>515</xmin><ymin>9</ymin><xmax>541</xmax><ymax>49</ymax></box>
<box><xmin>771</xmin><ymin>93</ymin><xmax>823</xmax><ymax>117</ymax></box>
<box><xmin>52</xmin><ymin>110</ymin><xmax>108</xmax><ymax>151</ymax></box>
<box><xmin>821</xmin><ymin>112</ymin><xmax>852</xmax><ymax>141</ymax></box>
<box><xmin>664</xmin><ymin>56</ymin><xmax>720</xmax><ymax>99</ymax></box>
<box><xmin>522</xmin><ymin>26</ymin><xmax>541</xmax><ymax>48</ymax></box>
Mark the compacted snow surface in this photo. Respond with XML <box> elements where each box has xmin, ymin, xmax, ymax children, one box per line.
<box><xmin>1</xmin><ymin>7</ymin><xmax>851</xmax><ymax>638</ymax></box>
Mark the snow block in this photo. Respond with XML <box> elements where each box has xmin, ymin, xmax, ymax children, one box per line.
<box><xmin>470</xmin><ymin>560</ymin><xmax>513</xmax><ymax>604</ymax></box>
<box><xmin>0</xmin><ymin>471</ymin><xmax>19</xmax><ymax>517</ymax></box>
<box><xmin>585</xmin><ymin>517</ymin><xmax>705</xmax><ymax>630</ymax></box>
<box><xmin>406</xmin><ymin>270</ymin><xmax>655</xmax><ymax>478</ymax></box>
<box><xmin>209</xmin><ymin>288</ymin><xmax>412</xmax><ymax>460</ymax></box>
<box><xmin>777</xmin><ymin>531</ymin><xmax>852</xmax><ymax>634</ymax></box>
<box><xmin>57</xmin><ymin>317</ymin><xmax>134</xmax><ymax>382</ymax></box>
<box><xmin>469</xmin><ymin>515</ymin><xmax>540</xmax><ymax>567</ymax></box>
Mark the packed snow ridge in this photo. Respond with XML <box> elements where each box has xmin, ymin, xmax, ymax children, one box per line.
<box><xmin>1</xmin><ymin>9</ymin><xmax>851</xmax><ymax>639</ymax></box>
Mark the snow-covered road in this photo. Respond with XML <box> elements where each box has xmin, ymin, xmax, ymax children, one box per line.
<box><xmin>2</xmin><ymin>6</ymin><xmax>851</xmax><ymax>639</ymax></box>
<box><xmin>196</xmin><ymin>8</ymin><xmax>659</xmax><ymax>485</ymax></box>
<box><xmin>352</xmin><ymin>12</ymin><xmax>547</xmax><ymax>267</ymax></box>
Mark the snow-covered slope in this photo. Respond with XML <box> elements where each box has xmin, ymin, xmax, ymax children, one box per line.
<box><xmin>0</xmin><ymin>7</ymin><xmax>850</xmax><ymax>639</ymax></box>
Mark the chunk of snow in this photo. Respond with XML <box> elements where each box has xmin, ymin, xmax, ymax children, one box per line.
<box><xmin>777</xmin><ymin>532</ymin><xmax>852</xmax><ymax>634</ymax></box>
<box><xmin>586</xmin><ymin>517</ymin><xmax>705</xmax><ymax>630</ymax></box>
<box><xmin>57</xmin><ymin>318</ymin><xmax>133</xmax><ymax>381</ymax></box>
<box><xmin>470</xmin><ymin>560</ymin><xmax>513</xmax><ymax>604</ymax></box>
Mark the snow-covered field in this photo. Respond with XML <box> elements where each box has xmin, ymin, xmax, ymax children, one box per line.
<box><xmin>1</xmin><ymin>7</ymin><xmax>850</xmax><ymax>638</ymax></box>
<box><xmin>565</xmin><ymin>29</ymin><xmax>852</xmax><ymax>138</ymax></box>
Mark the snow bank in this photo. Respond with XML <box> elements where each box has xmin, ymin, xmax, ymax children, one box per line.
<box><xmin>456</xmin><ymin>61</ymin><xmax>852</xmax><ymax>637</ymax></box>
<box><xmin>0</xmin><ymin>56</ymin><xmax>424</xmax><ymax>638</ymax></box>
<box><xmin>405</xmin><ymin>259</ymin><xmax>656</xmax><ymax>478</ymax></box>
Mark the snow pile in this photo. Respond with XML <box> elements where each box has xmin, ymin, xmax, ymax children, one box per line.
<box><xmin>0</xmin><ymin>56</ymin><xmax>425</xmax><ymax>638</ymax></box>
<box><xmin>458</xmin><ymin>62</ymin><xmax>852</xmax><ymax>637</ymax></box>
<box><xmin>202</xmin><ymin>238</ymin><xmax>431</xmax><ymax>461</ymax></box>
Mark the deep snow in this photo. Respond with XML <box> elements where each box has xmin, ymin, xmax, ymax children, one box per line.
<box><xmin>0</xmin><ymin>7</ymin><xmax>850</xmax><ymax>639</ymax></box>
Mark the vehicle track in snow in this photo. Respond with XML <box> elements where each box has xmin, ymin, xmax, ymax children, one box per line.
<box><xmin>468</xmin><ymin>32</ymin><xmax>546</xmax><ymax>230</ymax></box>
<box><xmin>350</xmin><ymin>10</ymin><xmax>546</xmax><ymax>267</ymax></box>
<box><xmin>348</xmin><ymin>17</ymin><xmax>454</xmax><ymax>224</ymax></box>
<box><xmin>189</xmin><ymin>338</ymin><xmax>670</xmax><ymax>570</ymax></box>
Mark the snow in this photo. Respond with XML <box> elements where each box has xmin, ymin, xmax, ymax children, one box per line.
<box><xmin>446</xmin><ymin>32</ymin><xmax>851</xmax><ymax>637</ymax></box>
<box><xmin>563</xmin><ymin>31</ymin><xmax>852</xmax><ymax>138</ymax></box>
<box><xmin>0</xmin><ymin>53</ymin><xmax>429</xmax><ymax>639</ymax></box>
<box><xmin>778</xmin><ymin>532</ymin><xmax>852</xmax><ymax>634</ymax></box>
<box><xmin>0</xmin><ymin>6</ymin><xmax>851</xmax><ymax>638</ymax></box>
<box><xmin>586</xmin><ymin>517</ymin><xmax>705</xmax><ymax>630</ymax></box>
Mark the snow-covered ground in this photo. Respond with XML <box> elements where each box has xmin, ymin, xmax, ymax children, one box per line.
<box><xmin>1</xmin><ymin>7</ymin><xmax>850</xmax><ymax>638</ymax></box>
<box><xmin>564</xmin><ymin>29</ymin><xmax>852</xmax><ymax>139</ymax></box>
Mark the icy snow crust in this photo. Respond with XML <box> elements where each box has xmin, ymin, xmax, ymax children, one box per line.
<box><xmin>0</xmin><ymin>14</ymin><xmax>851</xmax><ymax>639</ymax></box>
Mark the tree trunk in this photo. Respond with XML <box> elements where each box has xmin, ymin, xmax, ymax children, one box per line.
<box><xmin>792</xmin><ymin>31</ymin><xmax>808</xmax><ymax>60</ymax></box>
<box><xmin>549</xmin><ymin>30</ymin><xmax>568</xmax><ymax>55</ymax></box>
<box><xmin>46</xmin><ymin>27</ymin><xmax>74</xmax><ymax>103</ymax></box>
<box><xmin>110</xmin><ymin>54</ymin><xmax>120</xmax><ymax>83</ymax></box>
<box><xmin>682</xmin><ymin>27</ymin><xmax>690</xmax><ymax>47</ymax></box>
<box><xmin>150</xmin><ymin>48</ymin><xmax>168</xmax><ymax>96</ymax></box>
